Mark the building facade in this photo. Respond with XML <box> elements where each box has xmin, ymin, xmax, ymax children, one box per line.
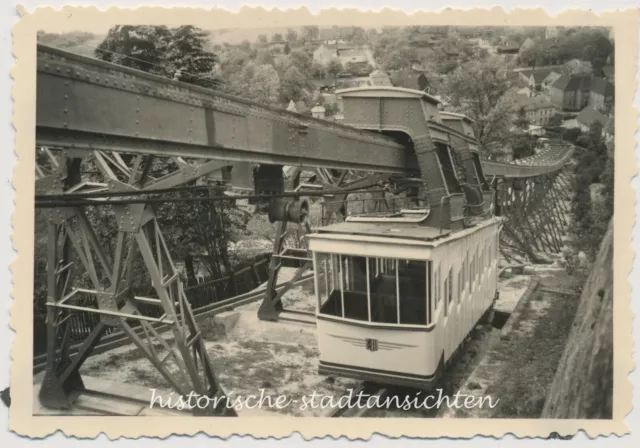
<box><xmin>549</xmin><ymin>75</ymin><xmax>591</xmax><ymax>111</ymax></box>
<box><xmin>589</xmin><ymin>77</ymin><xmax>614</xmax><ymax>114</ymax></box>
<box><xmin>515</xmin><ymin>96</ymin><xmax>559</xmax><ymax>126</ymax></box>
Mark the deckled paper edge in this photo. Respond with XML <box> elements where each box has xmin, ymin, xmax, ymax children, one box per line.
<box><xmin>9</xmin><ymin>5</ymin><xmax>637</xmax><ymax>440</ymax></box>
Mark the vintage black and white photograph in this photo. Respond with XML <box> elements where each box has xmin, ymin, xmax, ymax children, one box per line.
<box><xmin>16</xmin><ymin>7</ymin><xmax>630</xmax><ymax>438</ymax></box>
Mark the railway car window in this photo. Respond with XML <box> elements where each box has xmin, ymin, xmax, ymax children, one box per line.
<box><xmin>467</xmin><ymin>255</ymin><xmax>471</xmax><ymax>292</ymax></box>
<box><xmin>316</xmin><ymin>253</ymin><xmax>342</xmax><ymax>317</ymax></box>
<box><xmin>447</xmin><ymin>268</ymin><xmax>453</xmax><ymax>306</ymax></box>
<box><xmin>435</xmin><ymin>267</ymin><xmax>440</xmax><ymax>305</ymax></box>
<box><xmin>474</xmin><ymin>250</ymin><xmax>479</xmax><ymax>282</ymax></box>
<box><xmin>486</xmin><ymin>243</ymin><xmax>490</xmax><ymax>273</ymax></box>
<box><xmin>426</xmin><ymin>261</ymin><xmax>433</xmax><ymax>324</ymax></box>
<box><xmin>443</xmin><ymin>274</ymin><xmax>449</xmax><ymax>315</ymax></box>
<box><xmin>341</xmin><ymin>255</ymin><xmax>369</xmax><ymax>321</ymax></box>
<box><xmin>461</xmin><ymin>256</ymin><xmax>466</xmax><ymax>294</ymax></box>
<box><xmin>369</xmin><ymin>257</ymin><xmax>400</xmax><ymax>324</ymax></box>
<box><xmin>396</xmin><ymin>260</ymin><xmax>427</xmax><ymax>325</ymax></box>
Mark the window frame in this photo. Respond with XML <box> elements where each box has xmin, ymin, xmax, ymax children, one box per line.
<box><xmin>316</xmin><ymin>252</ymin><xmax>434</xmax><ymax>329</ymax></box>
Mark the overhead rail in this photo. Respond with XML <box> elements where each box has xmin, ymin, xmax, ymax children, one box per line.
<box><xmin>38</xmin><ymin>44</ymin><xmax>572</xmax><ymax>181</ymax></box>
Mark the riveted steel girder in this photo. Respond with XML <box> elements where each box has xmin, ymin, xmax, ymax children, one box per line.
<box><xmin>36</xmin><ymin>45</ymin><xmax>407</xmax><ymax>174</ymax></box>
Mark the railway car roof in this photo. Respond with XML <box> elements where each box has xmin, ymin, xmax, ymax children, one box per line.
<box><xmin>313</xmin><ymin>221</ymin><xmax>450</xmax><ymax>241</ymax></box>
<box><xmin>309</xmin><ymin>217</ymin><xmax>502</xmax><ymax>248</ymax></box>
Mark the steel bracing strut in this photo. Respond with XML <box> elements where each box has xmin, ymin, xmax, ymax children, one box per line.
<box><xmin>37</xmin><ymin>148</ymin><xmax>235</xmax><ymax>415</ymax></box>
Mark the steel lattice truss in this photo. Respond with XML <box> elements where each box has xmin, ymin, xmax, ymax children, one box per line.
<box><xmin>36</xmin><ymin>148</ymin><xmax>235</xmax><ymax>415</ymax></box>
<box><xmin>495</xmin><ymin>171</ymin><xmax>573</xmax><ymax>262</ymax></box>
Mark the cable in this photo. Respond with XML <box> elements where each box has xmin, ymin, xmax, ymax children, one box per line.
<box><xmin>35</xmin><ymin>188</ymin><xmax>393</xmax><ymax>208</ymax></box>
<box><xmin>36</xmin><ymin>182</ymin><xmax>388</xmax><ymax>201</ymax></box>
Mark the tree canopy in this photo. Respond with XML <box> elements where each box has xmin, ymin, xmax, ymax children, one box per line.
<box><xmin>96</xmin><ymin>25</ymin><xmax>220</xmax><ymax>88</ymax></box>
<box><xmin>444</xmin><ymin>57</ymin><xmax>516</xmax><ymax>152</ymax></box>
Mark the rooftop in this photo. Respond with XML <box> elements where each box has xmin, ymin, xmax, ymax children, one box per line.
<box><xmin>590</xmin><ymin>76</ymin><xmax>614</xmax><ymax>97</ymax></box>
<box><xmin>520</xmin><ymin>68</ymin><xmax>557</xmax><ymax>84</ymax></box>
<box><xmin>577</xmin><ymin>107</ymin><xmax>608</xmax><ymax>127</ymax></box>
<box><xmin>514</xmin><ymin>95</ymin><xmax>556</xmax><ymax>110</ymax></box>
<box><xmin>551</xmin><ymin>74</ymin><xmax>591</xmax><ymax>91</ymax></box>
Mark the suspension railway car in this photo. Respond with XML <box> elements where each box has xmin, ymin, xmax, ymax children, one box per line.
<box><xmin>307</xmin><ymin>212</ymin><xmax>501</xmax><ymax>389</ymax></box>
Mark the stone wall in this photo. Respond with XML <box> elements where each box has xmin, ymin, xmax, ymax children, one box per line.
<box><xmin>541</xmin><ymin>220</ymin><xmax>613</xmax><ymax>418</ymax></box>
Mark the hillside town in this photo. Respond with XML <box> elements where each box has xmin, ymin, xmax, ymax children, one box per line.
<box><xmin>30</xmin><ymin>21</ymin><xmax>617</xmax><ymax>425</ymax></box>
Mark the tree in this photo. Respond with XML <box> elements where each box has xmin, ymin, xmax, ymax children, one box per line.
<box><xmin>93</xmin><ymin>27</ymin><xmax>254</xmax><ymax>282</ymax></box>
<box><xmin>257</xmin><ymin>34</ymin><xmax>268</xmax><ymax>44</ymax></box>
<box><xmin>311</xmin><ymin>62</ymin><xmax>326</xmax><ymax>78</ymax></box>
<box><xmin>562</xmin><ymin>128</ymin><xmax>581</xmax><ymax>144</ymax></box>
<box><xmin>344</xmin><ymin>61</ymin><xmax>361</xmax><ymax>77</ymax></box>
<box><xmin>250</xmin><ymin>64</ymin><xmax>281</xmax><ymax>104</ymax></box>
<box><xmin>165</xmin><ymin>25</ymin><xmax>219</xmax><ymax>88</ymax></box>
<box><xmin>512</xmin><ymin>135</ymin><xmax>534</xmax><ymax>159</ymax></box>
<box><xmin>96</xmin><ymin>25</ymin><xmax>220</xmax><ymax>88</ymax></box>
<box><xmin>378</xmin><ymin>45</ymin><xmax>418</xmax><ymax>71</ymax></box>
<box><xmin>351</xmin><ymin>27</ymin><xmax>368</xmax><ymax>45</ymax></box>
<box><xmin>286</xmin><ymin>29</ymin><xmax>298</xmax><ymax>45</ymax></box>
<box><xmin>283</xmin><ymin>42</ymin><xmax>291</xmax><ymax>55</ymax></box>
<box><xmin>96</xmin><ymin>25</ymin><xmax>173</xmax><ymax>75</ymax></box>
<box><xmin>288</xmin><ymin>50</ymin><xmax>313</xmax><ymax>75</ymax></box>
<box><xmin>326</xmin><ymin>59</ymin><xmax>343</xmax><ymax>83</ymax></box>
<box><xmin>519</xmin><ymin>42</ymin><xmax>543</xmax><ymax>67</ymax></box>
<box><xmin>547</xmin><ymin>113</ymin><xmax>563</xmax><ymax>127</ymax></box>
<box><xmin>272</xmin><ymin>33</ymin><xmax>283</xmax><ymax>43</ymax></box>
<box><xmin>514</xmin><ymin>106</ymin><xmax>530</xmax><ymax>130</ymax></box>
<box><xmin>444</xmin><ymin>57</ymin><xmax>517</xmax><ymax>152</ymax></box>
<box><xmin>280</xmin><ymin>65</ymin><xmax>306</xmax><ymax>102</ymax></box>
<box><xmin>302</xmin><ymin>25</ymin><xmax>319</xmax><ymax>42</ymax></box>
<box><xmin>255</xmin><ymin>48</ymin><xmax>274</xmax><ymax>66</ymax></box>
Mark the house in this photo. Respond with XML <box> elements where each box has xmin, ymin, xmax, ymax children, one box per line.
<box><xmin>318</xmin><ymin>28</ymin><xmax>348</xmax><ymax>45</ymax></box>
<box><xmin>589</xmin><ymin>77</ymin><xmax>614</xmax><ymax>113</ymax></box>
<box><xmin>313</xmin><ymin>44</ymin><xmax>339</xmax><ymax>66</ymax></box>
<box><xmin>545</xmin><ymin>27</ymin><xmax>559</xmax><ymax>40</ymax></box>
<box><xmin>549</xmin><ymin>75</ymin><xmax>591</xmax><ymax>111</ymax></box>
<box><xmin>541</xmin><ymin>39</ymin><xmax>566</xmax><ymax>65</ymax></box>
<box><xmin>575</xmin><ymin>106</ymin><xmax>608</xmax><ymax>132</ymax></box>
<box><xmin>524</xmin><ymin>125</ymin><xmax>546</xmax><ymax>137</ymax></box>
<box><xmin>369</xmin><ymin>70</ymin><xmax>392</xmax><ymax>86</ymax></box>
<box><xmin>519</xmin><ymin>37</ymin><xmax>537</xmax><ymax>60</ymax></box>
<box><xmin>516</xmin><ymin>86</ymin><xmax>534</xmax><ymax>98</ymax></box>
<box><xmin>565</xmin><ymin>59</ymin><xmax>593</xmax><ymax>76</ymax></box>
<box><xmin>542</xmin><ymin>71</ymin><xmax>562</xmax><ymax>91</ymax></box>
<box><xmin>443</xmin><ymin>46</ymin><xmax>461</xmax><ymax>57</ymax></box>
<box><xmin>518</xmin><ymin>68</ymin><xmax>556</xmax><ymax>90</ymax></box>
<box><xmin>514</xmin><ymin>95</ymin><xmax>559</xmax><ymax>126</ymax></box>
<box><xmin>337</xmin><ymin>47</ymin><xmax>368</xmax><ymax>66</ymax></box>
<box><xmin>312</xmin><ymin>44</ymin><xmax>369</xmax><ymax>68</ymax></box>
<box><xmin>496</xmin><ymin>42</ymin><xmax>520</xmax><ymax>58</ymax></box>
